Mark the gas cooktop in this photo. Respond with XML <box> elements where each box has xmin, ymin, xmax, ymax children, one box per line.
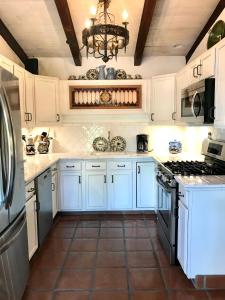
<box><xmin>163</xmin><ymin>160</ymin><xmax>225</xmax><ymax>176</ymax></box>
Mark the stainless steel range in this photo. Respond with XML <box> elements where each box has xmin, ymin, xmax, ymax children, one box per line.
<box><xmin>156</xmin><ymin>139</ymin><xmax>225</xmax><ymax>265</ymax></box>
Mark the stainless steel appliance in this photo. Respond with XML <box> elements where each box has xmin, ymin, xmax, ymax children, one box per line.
<box><xmin>35</xmin><ymin>168</ymin><xmax>52</xmax><ymax>246</ymax></box>
<box><xmin>136</xmin><ymin>134</ymin><xmax>149</xmax><ymax>152</ymax></box>
<box><xmin>156</xmin><ymin>139</ymin><xmax>225</xmax><ymax>265</ymax></box>
<box><xmin>181</xmin><ymin>78</ymin><xmax>215</xmax><ymax>124</ymax></box>
<box><xmin>0</xmin><ymin>67</ymin><xmax>29</xmax><ymax>299</ymax></box>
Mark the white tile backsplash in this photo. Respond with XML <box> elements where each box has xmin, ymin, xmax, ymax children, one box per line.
<box><xmin>22</xmin><ymin>124</ymin><xmax>211</xmax><ymax>155</ymax></box>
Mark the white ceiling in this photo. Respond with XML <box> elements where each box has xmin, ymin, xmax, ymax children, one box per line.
<box><xmin>0</xmin><ymin>0</ymin><xmax>220</xmax><ymax>59</ymax></box>
<box><xmin>145</xmin><ymin>0</ymin><xmax>220</xmax><ymax>56</ymax></box>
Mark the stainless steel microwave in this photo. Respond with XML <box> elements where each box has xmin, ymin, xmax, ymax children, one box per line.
<box><xmin>181</xmin><ymin>78</ymin><xmax>215</xmax><ymax>124</ymax></box>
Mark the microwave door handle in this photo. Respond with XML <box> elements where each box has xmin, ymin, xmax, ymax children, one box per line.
<box><xmin>191</xmin><ymin>91</ymin><xmax>201</xmax><ymax>117</ymax></box>
<box><xmin>0</xmin><ymin>88</ymin><xmax>16</xmax><ymax>208</ymax></box>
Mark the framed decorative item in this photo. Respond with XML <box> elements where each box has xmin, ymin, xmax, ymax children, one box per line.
<box><xmin>69</xmin><ymin>85</ymin><xmax>142</xmax><ymax>109</ymax></box>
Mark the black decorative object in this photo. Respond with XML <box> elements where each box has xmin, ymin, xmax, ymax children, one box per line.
<box><xmin>207</xmin><ymin>20</ymin><xmax>225</xmax><ymax>49</ymax></box>
<box><xmin>81</xmin><ymin>0</ymin><xmax>129</xmax><ymax>63</ymax></box>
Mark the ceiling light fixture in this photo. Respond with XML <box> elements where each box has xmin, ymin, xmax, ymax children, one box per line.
<box><xmin>81</xmin><ymin>0</ymin><xmax>129</xmax><ymax>63</ymax></box>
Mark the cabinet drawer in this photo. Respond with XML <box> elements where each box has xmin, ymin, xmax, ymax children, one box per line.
<box><xmin>86</xmin><ymin>161</ymin><xmax>106</xmax><ymax>170</ymax></box>
<box><xmin>60</xmin><ymin>161</ymin><xmax>81</xmax><ymax>171</ymax></box>
<box><xmin>109</xmin><ymin>161</ymin><xmax>132</xmax><ymax>170</ymax></box>
<box><xmin>25</xmin><ymin>181</ymin><xmax>35</xmax><ymax>201</ymax></box>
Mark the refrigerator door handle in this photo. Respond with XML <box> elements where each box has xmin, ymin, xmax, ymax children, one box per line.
<box><xmin>0</xmin><ymin>88</ymin><xmax>16</xmax><ymax>208</ymax></box>
<box><xmin>0</xmin><ymin>211</ymin><xmax>26</xmax><ymax>254</ymax></box>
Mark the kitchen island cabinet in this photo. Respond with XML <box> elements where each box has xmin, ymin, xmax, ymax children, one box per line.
<box><xmin>177</xmin><ymin>180</ymin><xmax>225</xmax><ymax>279</ymax></box>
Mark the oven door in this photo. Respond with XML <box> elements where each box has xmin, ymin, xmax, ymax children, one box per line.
<box><xmin>156</xmin><ymin>176</ymin><xmax>177</xmax><ymax>248</ymax></box>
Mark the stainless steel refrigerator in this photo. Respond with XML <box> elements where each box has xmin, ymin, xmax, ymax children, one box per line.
<box><xmin>0</xmin><ymin>67</ymin><xmax>29</xmax><ymax>300</ymax></box>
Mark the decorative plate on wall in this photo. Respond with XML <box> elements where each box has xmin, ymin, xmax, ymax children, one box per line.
<box><xmin>100</xmin><ymin>91</ymin><xmax>112</xmax><ymax>103</ymax></box>
<box><xmin>110</xmin><ymin>136</ymin><xmax>126</xmax><ymax>152</ymax></box>
<box><xmin>207</xmin><ymin>20</ymin><xmax>225</xmax><ymax>49</ymax></box>
<box><xmin>115</xmin><ymin>69</ymin><xmax>127</xmax><ymax>80</ymax></box>
<box><xmin>93</xmin><ymin>137</ymin><xmax>109</xmax><ymax>152</ymax></box>
<box><xmin>86</xmin><ymin>69</ymin><xmax>99</xmax><ymax>80</ymax></box>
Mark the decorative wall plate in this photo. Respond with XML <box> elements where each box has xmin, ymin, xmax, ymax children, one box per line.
<box><xmin>110</xmin><ymin>136</ymin><xmax>126</xmax><ymax>152</ymax></box>
<box><xmin>93</xmin><ymin>137</ymin><xmax>109</xmax><ymax>152</ymax></box>
<box><xmin>207</xmin><ymin>20</ymin><xmax>225</xmax><ymax>49</ymax></box>
<box><xmin>100</xmin><ymin>91</ymin><xmax>112</xmax><ymax>103</ymax></box>
<box><xmin>86</xmin><ymin>69</ymin><xmax>99</xmax><ymax>80</ymax></box>
<box><xmin>115</xmin><ymin>69</ymin><xmax>127</xmax><ymax>80</ymax></box>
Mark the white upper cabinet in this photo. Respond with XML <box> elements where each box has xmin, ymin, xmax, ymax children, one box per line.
<box><xmin>188</xmin><ymin>47</ymin><xmax>215</xmax><ymax>85</ymax></box>
<box><xmin>34</xmin><ymin>76</ymin><xmax>60</xmax><ymax>125</ymax></box>
<box><xmin>24</xmin><ymin>71</ymin><xmax>35</xmax><ymax>126</ymax></box>
<box><xmin>0</xmin><ymin>55</ymin><xmax>14</xmax><ymax>73</ymax></box>
<box><xmin>214</xmin><ymin>38</ymin><xmax>225</xmax><ymax>127</ymax></box>
<box><xmin>150</xmin><ymin>74</ymin><xmax>176</xmax><ymax>123</ymax></box>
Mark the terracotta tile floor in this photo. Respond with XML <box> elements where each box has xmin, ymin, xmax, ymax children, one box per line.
<box><xmin>22</xmin><ymin>213</ymin><xmax>223</xmax><ymax>300</ymax></box>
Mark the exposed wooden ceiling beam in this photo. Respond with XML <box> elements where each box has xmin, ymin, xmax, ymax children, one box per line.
<box><xmin>0</xmin><ymin>18</ymin><xmax>28</xmax><ymax>64</ymax></box>
<box><xmin>54</xmin><ymin>0</ymin><xmax>82</xmax><ymax>66</ymax></box>
<box><xmin>134</xmin><ymin>0</ymin><xmax>157</xmax><ymax>66</ymax></box>
<box><xmin>186</xmin><ymin>0</ymin><xmax>225</xmax><ymax>63</ymax></box>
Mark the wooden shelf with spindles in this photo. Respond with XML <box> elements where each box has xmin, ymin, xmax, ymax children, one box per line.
<box><xmin>69</xmin><ymin>85</ymin><xmax>142</xmax><ymax>109</ymax></box>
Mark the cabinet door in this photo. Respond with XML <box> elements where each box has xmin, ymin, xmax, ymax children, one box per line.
<box><xmin>215</xmin><ymin>39</ymin><xmax>225</xmax><ymax>126</ymax></box>
<box><xmin>25</xmin><ymin>72</ymin><xmax>35</xmax><ymax>126</ymax></box>
<box><xmin>151</xmin><ymin>74</ymin><xmax>176</xmax><ymax>123</ymax></box>
<box><xmin>35</xmin><ymin>76</ymin><xmax>60</xmax><ymax>125</ymax></box>
<box><xmin>60</xmin><ymin>172</ymin><xmax>82</xmax><ymax>211</ymax></box>
<box><xmin>109</xmin><ymin>171</ymin><xmax>132</xmax><ymax>210</ymax></box>
<box><xmin>200</xmin><ymin>48</ymin><xmax>215</xmax><ymax>80</ymax></box>
<box><xmin>136</xmin><ymin>162</ymin><xmax>156</xmax><ymax>208</ymax></box>
<box><xmin>0</xmin><ymin>55</ymin><xmax>14</xmax><ymax>73</ymax></box>
<box><xmin>14</xmin><ymin>65</ymin><xmax>26</xmax><ymax>127</ymax></box>
<box><xmin>177</xmin><ymin>200</ymin><xmax>189</xmax><ymax>273</ymax></box>
<box><xmin>188</xmin><ymin>59</ymin><xmax>199</xmax><ymax>85</ymax></box>
<box><xmin>25</xmin><ymin>195</ymin><xmax>38</xmax><ymax>260</ymax></box>
<box><xmin>52</xmin><ymin>172</ymin><xmax>58</xmax><ymax>218</ymax></box>
<box><xmin>86</xmin><ymin>172</ymin><xmax>107</xmax><ymax>210</ymax></box>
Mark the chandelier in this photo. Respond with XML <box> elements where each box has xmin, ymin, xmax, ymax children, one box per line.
<box><xmin>81</xmin><ymin>0</ymin><xmax>129</xmax><ymax>63</ymax></box>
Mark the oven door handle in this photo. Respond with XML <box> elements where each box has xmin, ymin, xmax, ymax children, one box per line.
<box><xmin>156</xmin><ymin>176</ymin><xmax>173</xmax><ymax>193</ymax></box>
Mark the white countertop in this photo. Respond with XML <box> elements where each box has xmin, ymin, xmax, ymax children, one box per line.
<box><xmin>23</xmin><ymin>151</ymin><xmax>225</xmax><ymax>187</ymax></box>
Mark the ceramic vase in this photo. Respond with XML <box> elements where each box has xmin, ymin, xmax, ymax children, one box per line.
<box><xmin>97</xmin><ymin>65</ymin><xmax>106</xmax><ymax>80</ymax></box>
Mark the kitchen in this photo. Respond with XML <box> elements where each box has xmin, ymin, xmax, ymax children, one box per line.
<box><xmin>1</xmin><ymin>0</ymin><xmax>225</xmax><ymax>299</ymax></box>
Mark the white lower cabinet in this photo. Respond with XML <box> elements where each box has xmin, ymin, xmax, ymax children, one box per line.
<box><xmin>109</xmin><ymin>170</ymin><xmax>133</xmax><ymax>210</ymax></box>
<box><xmin>25</xmin><ymin>194</ymin><xmax>38</xmax><ymax>260</ymax></box>
<box><xmin>85</xmin><ymin>172</ymin><xmax>107</xmax><ymax>210</ymax></box>
<box><xmin>59</xmin><ymin>159</ymin><xmax>156</xmax><ymax>212</ymax></box>
<box><xmin>60</xmin><ymin>172</ymin><xmax>82</xmax><ymax>210</ymax></box>
<box><xmin>177</xmin><ymin>200</ymin><xmax>189</xmax><ymax>274</ymax></box>
<box><xmin>136</xmin><ymin>162</ymin><xmax>156</xmax><ymax>208</ymax></box>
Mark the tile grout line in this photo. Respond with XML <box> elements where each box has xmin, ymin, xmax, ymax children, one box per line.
<box><xmin>51</xmin><ymin>221</ymin><xmax>79</xmax><ymax>300</ymax></box>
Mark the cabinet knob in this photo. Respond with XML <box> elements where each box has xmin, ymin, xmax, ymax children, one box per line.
<box><xmin>137</xmin><ymin>165</ymin><xmax>141</xmax><ymax>174</ymax></box>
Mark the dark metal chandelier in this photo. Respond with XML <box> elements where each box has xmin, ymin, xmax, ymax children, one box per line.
<box><xmin>81</xmin><ymin>0</ymin><xmax>129</xmax><ymax>63</ymax></box>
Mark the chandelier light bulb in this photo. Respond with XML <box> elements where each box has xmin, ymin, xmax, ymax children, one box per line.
<box><xmin>85</xmin><ymin>19</ymin><xmax>92</xmax><ymax>28</ymax></box>
<box><xmin>90</xmin><ymin>6</ymin><xmax>97</xmax><ymax>16</ymax></box>
<box><xmin>122</xmin><ymin>10</ymin><xmax>128</xmax><ymax>21</ymax></box>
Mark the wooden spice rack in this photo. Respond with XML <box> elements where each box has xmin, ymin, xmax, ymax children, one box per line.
<box><xmin>69</xmin><ymin>85</ymin><xmax>142</xmax><ymax>109</ymax></box>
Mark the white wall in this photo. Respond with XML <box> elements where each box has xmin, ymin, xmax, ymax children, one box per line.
<box><xmin>0</xmin><ymin>36</ymin><xmax>24</xmax><ymax>67</ymax></box>
<box><xmin>23</xmin><ymin>124</ymin><xmax>210</xmax><ymax>155</ymax></box>
<box><xmin>37</xmin><ymin>56</ymin><xmax>185</xmax><ymax>79</ymax></box>
<box><xmin>189</xmin><ymin>9</ymin><xmax>225</xmax><ymax>61</ymax></box>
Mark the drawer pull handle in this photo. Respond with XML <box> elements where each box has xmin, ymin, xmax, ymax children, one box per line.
<box><xmin>66</xmin><ymin>165</ymin><xmax>75</xmax><ymax>168</ymax></box>
<box><xmin>117</xmin><ymin>165</ymin><xmax>125</xmax><ymax>168</ymax></box>
<box><xmin>112</xmin><ymin>175</ymin><xmax>114</xmax><ymax>183</ymax></box>
<box><xmin>92</xmin><ymin>165</ymin><xmax>100</xmax><ymax>168</ymax></box>
<box><xmin>104</xmin><ymin>175</ymin><xmax>107</xmax><ymax>183</ymax></box>
<box><xmin>178</xmin><ymin>192</ymin><xmax>184</xmax><ymax>198</ymax></box>
<box><xmin>137</xmin><ymin>165</ymin><xmax>141</xmax><ymax>174</ymax></box>
<box><xmin>27</xmin><ymin>187</ymin><xmax>35</xmax><ymax>193</ymax></box>
<box><xmin>79</xmin><ymin>176</ymin><xmax>81</xmax><ymax>184</ymax></box>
